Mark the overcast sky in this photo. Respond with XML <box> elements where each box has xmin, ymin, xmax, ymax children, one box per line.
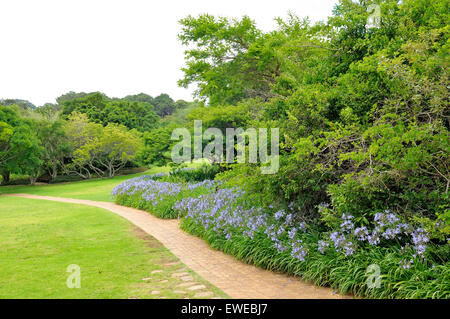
<box><xmin>0</xmin><ymin>0</ymin><xmax>338</xmax><ymax>106</ymax></box>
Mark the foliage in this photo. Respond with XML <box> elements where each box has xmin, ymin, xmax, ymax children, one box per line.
<box><xmin>112</xmin><ymin>172</ymin><xmax>218</xmax><ymax>218</ymax></box>
<box><xmin>178</xmin><ymin>14</ymin><xmax>278</xmax><ymax>105</ymax></box>
<box><xmin>122</xmin><ymin>93</ymin><xmax>183</xmax><ymax>118</ymax></box>
<box><xmin>0</xmin><ymin>98</ymin><xmax>36</xmax><ymax>110</ymax></box>
<box><xmin>151</xmin><ymin>93</ymin><xmax>176</xmax><ymax>117</ymax></box>
<box><xmin>137</xmin><ymin>125</ymin><xmax>175</xmax><ymax>167</ymax></box>
<box><xmin>169</xmin><ymin>164</ymin><xmax>220</xmax><ymax>182</ymax></box>
<box><xmin>168</xmin><ymin>0</ymin><xmax>450</xmax><ymax>298</ymax></box>
<box><xmin>0</xmin><ymin>105</ymin><xmax>42</xmax><ymax>184</ymax></box>
<box><xmin>178</xmin><ymin>0</ymin><xmax>450</xmax><ymax>237</ymax></box>
<box><xmin>64</xmin><ymin>112</ymin><xmax>142</xmax><ymax>178</ymax></box>
<box><xmin>60</xmin><ymin>92</ymin><xmax>159</xmax><ymax>132</ymax></box>
<box><xmin>0</xmin><ymin>91</ymin><xmax>197</xmax><ymax>183</ymax></box>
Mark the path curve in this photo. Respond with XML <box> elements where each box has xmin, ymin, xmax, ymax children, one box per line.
<box><xmin>4</xmin><ymin>194</ymin><xmax>346</xmax><ymax>299</ymax></box>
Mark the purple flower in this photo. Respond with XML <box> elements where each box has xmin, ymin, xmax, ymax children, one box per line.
<box><xmin>274</xmin><ymin>210</ymin><xmax>285</xmax><ymax>220</ymax></box>
<box><xmin>291</xmin><ymin>240</ymin><xmax>307</xmax><ymax>261</ymax></box>
<box><xmin>382</xmin><ymin>227</ymin><xmax>401</xmax><ymax>240</ymax></box>
<box><xmin>399</xmin><ymin>259</ymin><xmax>413</xmax><ymax>269</ymax></box>
<box><xmin>367</xmin><ymin>231</ymin><xmax>380</xmax><ymax>246</ymax></box>
<box><xmin>330</xmin><ymin>231</ymin><xmax>346</xmax><ymax>249</ymax></box>
<box><xmin>343</xmin><ymin>242</ymin><xmax>355</xmax><ymax>256</ymax></box>
<box><xmin>318</xmin><ymin>240</ymin><xmax>329</xmax><ymax>254</ymax></box>
<box><xmin>288</xmin><ymin>227</ymin><xmax>297</xmax><ymax>240</ymax></box>
<box><xmin>354</xmin><ymin>226</ymin><xmax>369</xmax><ymax>241</ymax></box>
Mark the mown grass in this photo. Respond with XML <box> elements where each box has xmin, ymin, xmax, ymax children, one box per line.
<box><xmin>0</xmin><ymin>197</ymin><xmax>227</xmax><ymax>299</ymax></box>
<box><xmin>0</xmin><ymin>166</ymin><xmax>173</xmax><ymax>202</ymax></box>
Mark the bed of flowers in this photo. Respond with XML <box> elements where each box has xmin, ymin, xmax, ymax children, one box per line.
<box><xmin>112</xmin><ymin>169</ymin><xmax>449</xmax><ymax>298</ymax></box>
<box><xmin>111</xmin><ymin>170</ymin><xmax>219</xmax><ymax>218</ymax></box>
<box><xmin>175</xmin><ymin>186</ymin><xmax>449</xmax><ymax>298</ymax></box>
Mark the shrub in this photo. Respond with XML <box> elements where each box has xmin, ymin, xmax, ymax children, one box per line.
<box><xmin>169</xmin><ymin>164</ymin><xmax>220</xmax><ymax>182</ymax></box>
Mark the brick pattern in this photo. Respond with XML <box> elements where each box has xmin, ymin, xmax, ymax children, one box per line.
<box><xmin>6</xmin><ymin>194</ymin><xmax>346</xmax><ymax>299</ymax></box>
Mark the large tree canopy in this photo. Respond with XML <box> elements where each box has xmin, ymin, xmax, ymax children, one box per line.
<box><xmin>151</xmin><ymin>93</ymin><xmax>176</xmax><ymax>117</ymax></box>
<box><xmin>64</xmin><ymin>113</ymin><xmax>142</xmax><ymax>178</ymax></box>
<box><xmin>60</xmin><ymin>92</ymin><xmax>159</xmax><ymax>132</ymax></box>
<box><xmin>178</xmin><ymin>14</ymin><xmax>280</xmax><ymax>106</ymax></box>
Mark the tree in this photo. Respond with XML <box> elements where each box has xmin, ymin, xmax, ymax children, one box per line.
<box><xmin>64</xmin><ymin>112</ymin><xmax>103</xmax><ymax>179</ymax></box>
<box><xmin>95</xmin><ymin>124</ymin><xmax>142</xmax><ymax>177</ymax></box>
<box><xmin>36</xmin><ymin>103</ymin><xmax>62</xmax><ymax>121</ymax></box>
<box><xmin>0</xmin><ymin>105</ymin><xmax>42</xmax><ymax>185</ymax></box>
<box><xmin>0</xmin><ymin>99</ymin><xmax>36</xmax><ymax>110</ymax></box>
<box><xmin>178</xmin><ymin>14</ymin><xmax>279</xmax><ymax>105</ymax></box>
<box><xmin>177</xmin><ymin>0</ymin><xmax>450</xmax><ymax>234</ymax></box>
<box><xmin>137</xmin><ymin>126</ymin><xmax>175</xmax><ymax>166</ymax></box>
<box><xmin>60</xmin><ymin>92</ymin><xmax>108</xmax><ymax>124</ymax></box>
<box><xmin>34</xmin><ymin>119</ymin><xmax>71</xmax><ymax>181</ymax></box>
<box><xmin>174</xmin><ymin>99</ymin><xmax>189</xmax><ymax>109</ymax></box>
<box><xmin>122</xmin><ymin>93</ymin><xmax>154</xmax><ymax>104</ymax></box>
<box><xmin>60</xmin><ymin>92</ymin><xmax>159</xmax><ymax>131</ymax></box>
<box><xmin>56</xmin><ymin>91</ymin><xmax>89</xmax><ymax>104</ymax></box>
<box><xmin>152</xmin><ymin>93</ymin><xmax>176</xmax><ymax>117</ymax></box>
<box><xmin>65</xmin><ymin>112</ymin><xmax>142</xmax><ymax>178</ymax></box>
<box><xmin>102</xmin><ymin>100</ymin><xmax>159</xmax><ymax>132</ymax></box>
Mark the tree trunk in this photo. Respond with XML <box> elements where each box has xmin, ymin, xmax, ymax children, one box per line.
<box><xmin>50</xmin><ymin>165</ymin><xmax>58</xmax><ymax>181</ymax></box>
<box><xmin>30</xmin><ymin>175</ymin><xmax>38</xmax><ymax>185</ymax></box>
<box><xmin>1</xmin><ymin>171</ymin><xmax>10</xmax><ymax>185</ymax></box>
<box><xmin>108</xmin><ymin>163</ymin><xmax>114</xmax><ymax>178</ymax></box>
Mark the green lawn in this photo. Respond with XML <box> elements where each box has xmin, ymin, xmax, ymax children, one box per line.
<box><xmin>0</xmin><ymin>197</ymin><xmax>227</xmax><ymax>299</ymax></box>
<box><xmin>0</xmin><ymin>166</ymin><xmax>173</xmax><ymax>202</ymax></box>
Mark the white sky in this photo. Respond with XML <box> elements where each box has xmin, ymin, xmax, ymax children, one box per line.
<box><xmin>0</xmin><ymin>0</ymin><xmax>338</xmax><ymax>106</ymax></box>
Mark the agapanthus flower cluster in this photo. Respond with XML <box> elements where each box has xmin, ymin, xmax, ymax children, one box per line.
<box><xmin>112</xmin><ymin>171</ymin><xmax>220</xmax><ymax>209</ymax></box>
<box><xmin>411</xmin><ymin>228</ymin><xmax>429</xmax><ymax>258</ymax></box>
<box><xmin>114</xmin><ymin>173</ymin><xmax>432</xmax><ymax>270</ymax></box>
<box><xmin>318</xmin><ymin>240</ymin><xmax>329</xmax><ymax>254</ymax></box>
<box><xmin>111</xmin><ymin>174</ymin><xmax>166</xmax><ymax>196</ymax></box>
<box><xmin>173</xmin><ymin>187</ymin><xmax>309</xmax><ymax>262</ymax></box>
<box><xmin>320</xmin><ymin>210</ymin><xmax>430</xmax><ymax>266</ymax></box>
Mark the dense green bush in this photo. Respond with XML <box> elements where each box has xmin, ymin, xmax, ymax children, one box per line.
<box><xmin>169</xmin><ymin>165</ymin><xmax>220</xmax><ymax>182</ymax></box>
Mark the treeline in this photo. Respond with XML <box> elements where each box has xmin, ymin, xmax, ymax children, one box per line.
<box><xmin>0</xmin><ymin>92</ymin><xmax>197</xmax><ymax>184</ymax></box>
<box><xmin>176</xmin><ymin>0</ymin><xmax>449</xmax><ymax>238</ymax></box>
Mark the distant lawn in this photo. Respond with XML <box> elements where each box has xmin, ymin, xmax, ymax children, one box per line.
<box><xmin>0</xmin><ymin>164</ymin><xmax>208</xmax><ymax>202</ymax></box>
<box><xmin>0</xmin><ymin>197</ymin><xmax>227</xmax><ymax>299</ymax></box>
<box><xmin>0</xmin><ymin>166</ymin><xmax>172</xmax><ymax>202</ymax></box>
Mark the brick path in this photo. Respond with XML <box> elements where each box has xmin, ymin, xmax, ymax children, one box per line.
<box><xmin>5</xmin><ymin>194</ymin><xmax>346</xmax><ymax>299</ymax></box>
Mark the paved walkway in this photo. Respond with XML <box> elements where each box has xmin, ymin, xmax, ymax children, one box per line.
<box><xmin>5</xmin><ymin>194</ymin><xmax>346</xmax><ymax>299</ymax></box>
